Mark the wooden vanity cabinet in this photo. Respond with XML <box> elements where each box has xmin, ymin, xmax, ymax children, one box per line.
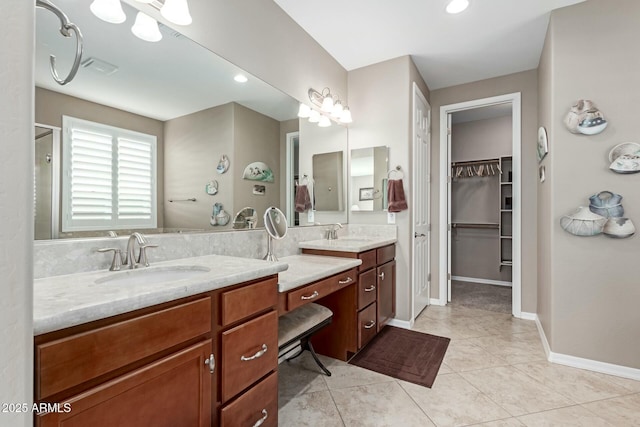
<box><xmin>34</xmin><ymin>275</ymin><xmax>280</xmax><ymax>427</ymax></box>
<box><xmin>302</xmin><ymin>244</ymin><xmax>396</xmax><ymax>352</ymax></box>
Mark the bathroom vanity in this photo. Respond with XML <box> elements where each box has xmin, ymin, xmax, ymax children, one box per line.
<box><xmin>33</xmin><ymin>256</ymin><xmax>286</xmax><ymax>427</ymax></box>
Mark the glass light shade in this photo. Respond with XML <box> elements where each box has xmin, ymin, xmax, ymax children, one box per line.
<box><xmin>234</xmin><ymin>74</ymin><xmax>248</xmax><ymax>83</ymax></box>
<box><xmin>318</xmin><ymin>116</ymin><xmax>332</xmax><ymax>127</ymax></box>
<box><xmin>297</xmin><ymin>103</ymin><xmax>311</xmax><ymax>118</ymax></box>
<box><xmin>161</xmin><ymin>0</ymin><xmax>193</xmax><ymax>26</ymax></box>
<box><xmin>321</xmin><ymin>94</ymin><xmax>334</xmax><ymax>112</ymax></box>
<box><xmin>131</xmin><ymin>12</ymin><xmax>162</xmax><ymax>42</ymax></box>
<box><xmin>308</xmin><ymin>110</ymin><xmax>320</xmax><ymax>123</ymax></box>
<box><xmin>90</xmin><ymin>0</ymin><xmax>126</xmax><ymax>24</ymax></box>
<box><xmin>446</xmin><ymin>0</ymin><xmax>469</xmax><ymax>14</ymax></box>
<box><xmin>339</xmin><ymin>107</ymin><xmax>353</xmax><ymax>124</ymax></box>
<box><xmin>331</xmin><ymin>101</ymin><xmax>344</xmax><ymax>118</ymax></box>
<box><xmin>134</xmin><ymin>0</ymin><xmax>154</xmax><ymax>3</ymax></box>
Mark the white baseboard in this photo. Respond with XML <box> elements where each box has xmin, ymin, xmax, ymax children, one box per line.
<box><xmin>430</xmin><ymin>298</ymin><xmax>446</xmax><ymax>306</ymax></box>
<box><xmin>387</xmin><ymin>318</ymin><xmax>413</xmax><ymax>330</ymax></box>
<box><xmin>518</xmin><ymin>311</ymin><xmax>537</xmax><ymax>321</ymax></box>
<box><xmin>452</xmin><ymin>276</ymin><xmax>512</xmax><ymax>287</ymax></box>
<box><xmin>532</xmin><ymin>314</ymin><xmax>640</xmax><ymax>381</ymax></box>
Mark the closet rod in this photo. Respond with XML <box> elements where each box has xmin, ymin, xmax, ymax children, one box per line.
<box><xmin>451</xmin><ymin>158</ymin><xmax>500</xmax><ymax>167</ymax></box>
<box><xmin>452</xmin><ymin>222</ymin><xmax>499</xmax><ymax>229</ymax></box>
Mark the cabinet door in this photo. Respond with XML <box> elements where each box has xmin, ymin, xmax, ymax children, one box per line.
<box><xmin>377</xmin><ymin>260</ymin><xmax>396</xmax><ymax>332</ymax></box>
<box><xmin>37</xmin><ymin>340</ymin><xmax>213</xmax><ymax>427</ymax></box>
<box><xmin>220</xmin><ymin>371</ymin><xmax>278</xmax><ymax>427</ymax></box>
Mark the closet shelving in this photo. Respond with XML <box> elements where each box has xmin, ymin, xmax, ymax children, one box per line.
<box><xmin>499</xmin><ymin>156</ymin><xmax>513</xmax><ymax>270</ymax></box>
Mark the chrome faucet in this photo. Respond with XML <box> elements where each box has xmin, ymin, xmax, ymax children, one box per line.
<box><xmin>326</xmin><ymin>223</ymin><xmax>343</xmax><ymax>240</ymax></box>
<box><xmin>124</xmin><ymin>232</ymin><xmax>157</xmax><ymax>268</ymax></box>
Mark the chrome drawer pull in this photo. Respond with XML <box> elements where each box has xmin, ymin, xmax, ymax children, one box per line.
<box><xmin>364</xmin><ymin>285</ymin><xmax>376</xmax><ymax>292</ymax></box>
<box><xmin>338</xmin><ymin>276</ymin><xmax>353</xmax><ymax>285</ymax></box>
<box><xmin>300</xmin><ymin>290</ymin><xmax>319</xmax><ymax>300</ymax></box>
<box><xmin>378</xmin><ymin>271</ymin><xmax>385</xmax><ymax>280</ymax></box>
<box><xmin>364</xmin><ymin>320</ymin><xmax>376</xmax><ymax>329</ymax></box>
<box><xmin>253</xmin><ymin>409</ymin><xmax>268</xmax><ymax>427</ymax></box>
<box><xmin>240</xmin><ymin>344</ymin><xmax>268</xmax><ymax>361</ymax></box>
<box><xmin>204</xmin><ymin>353</ymin><xmax>215</xmax><ymax>374</ymax></box>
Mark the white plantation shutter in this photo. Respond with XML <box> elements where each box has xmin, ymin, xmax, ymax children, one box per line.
<box><xmin>62</xmin><ymin>116</ymin><xmax>157</xmax><ymax>231</ymax></box>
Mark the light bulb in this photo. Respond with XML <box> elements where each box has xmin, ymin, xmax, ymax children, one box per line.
<box><xmin>234</xmin><ymin>74</ymin><xmax>248</xmax><ymax>83</ymax></box>
<box><xmin>90</xmin><ymin>0</ymin><xmax>126</xmax><ymax>24</ymax></box>
<box><xmin>161</xmin><ymin>0</ymin><xmax>193</xmax><ymax>26</ymax></box>
<box><xmin>297</xmin><ymin>104</ymin><xmax>311</xmax><ymax>118</ymax></box>
<box><xmin>321</xmin><ymin>94</ymin><xmax>334</xmax><ymax>112</ymax></box>
<box><xmin>446</xmin><ymin>0</ymin><xmax>469</xmax><ymax>14</ymax></box>
<box><xmin>308</xmin><ymin>110</ymin><xmax>320</xmax><ymax>123</ymax></box>
<box><xmin>339</xmin><ymin>107</ymin><xmax>353</xmax><ymax>124</ymax></box>
<box><xmin>131</xmin><ymin>12</ymin><xmax>162</xmax><ymax>42</ymax></box>
<box><xmin>318</xmin><ymin>116</ymin><xmax>332</xmax><ymax>127</ymax></box>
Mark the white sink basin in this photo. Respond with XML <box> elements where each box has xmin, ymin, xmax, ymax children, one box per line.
<box><xmin>95</xmin><ymin>265</ymin><xmax>211</xmax><ymax>286</ymax></box>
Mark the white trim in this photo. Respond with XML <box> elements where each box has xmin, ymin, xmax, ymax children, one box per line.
<box><xmin>532</xmin><ymin>314</ymin><xmax>640</xmax><ymax>381</ymax></box>
<box><xmin>451</xmin><ymin>276</ymin><xmax>512</xmax><ymax>287</ymax></box>
<box><xmin>430</xmin><ymin>298</ymin><xmax>446</xmax><ymax>306</ymax></box>
<box><xmin>387</xmin><ymin>318</ymin><xmax>414</xmax><ymax>330</ymax></box>
<box><xmin>518</xmin><ymin>311</ymin><xmax>537</xmax><ymax>321</ymax></box>
<box><xmin>285</xmin><ymin>131</ymin><xmax>299</xmax><ymax>225</ymax></box>
<box><xmin>439</xmin><ymin>92</ymin><xmax>522</xmax><ymax>317</ymax></box>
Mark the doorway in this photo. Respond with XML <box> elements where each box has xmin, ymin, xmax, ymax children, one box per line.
<box><xmin>34</xmin><ymin>123</ymin><xmax>60</xmax><ymax>240</ymax></box>
<box><xmin>439</xmin><ymin>93</ymin><xmax>522</xmax><ymax>317</ymax></box>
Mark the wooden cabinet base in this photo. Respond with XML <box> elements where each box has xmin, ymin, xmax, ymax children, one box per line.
<box><xmin>37</xmin><ymin>340</ymin><xmax>212</xmax><ymax>427</ymax></box>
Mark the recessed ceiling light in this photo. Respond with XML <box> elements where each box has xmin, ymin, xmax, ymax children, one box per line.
<box><xmin>446</xmin><ymin>0</ymin><xmax>469</xmax><ymax>14</ymax></box>
<box><xmin>234</xmin><ymin>74</ymin><xmax>248</xmax><ymax>83</ymax></box>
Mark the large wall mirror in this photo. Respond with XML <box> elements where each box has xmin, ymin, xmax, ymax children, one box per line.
<box><xmin>34</xmin><ymin>0</ymin><xmax>348</xmax><ymax>239</ymax></box>
<box><xmin>350</xmin><ymin>146</ymin><xmax>389</xmax><ymax>212</ymax></box>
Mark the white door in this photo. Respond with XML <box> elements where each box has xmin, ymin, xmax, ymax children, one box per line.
<box><xmin>412</xmin><ymin>84</ymin><xmax>430</xmax><ymax>319</ymax></box>
<box><xmin>447</xmin><ymin>113</ymin><xmax>453</xmax><ymax>302</ymax></box>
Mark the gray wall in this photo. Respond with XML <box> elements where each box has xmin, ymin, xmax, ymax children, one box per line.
<box><xmin>347</xmin><ymin>55</ymin><xmax>430</xmax><ymax>322</ymax></box>
<box><xmin>233</xmin><ymin>103</ymin><xmax>281</xmax><ymax>225</ymax></box>
<box><xmin>0</xmin><ymin>0</ymin><xmax>33</xmax><ymax>424</ymax></box>
<box><xmin>539</xmin><ymin>0</ymin><xmax>640</xmax><ymax>368</ymax></box>
<box><xmin>35</xmin><ymin>87</ymin><xmax>166</xmax><ymax>229</ymax></box>
<box><xmin>430</xmin><ymin>70</ymin><xmax>539</xmax><ymax>313</ymax></box>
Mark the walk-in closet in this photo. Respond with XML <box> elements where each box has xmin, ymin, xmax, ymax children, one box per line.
<box><xmin>449</xmin><ymin>104</ymin><xmax>513</xmax><ymax>313</ymax></box>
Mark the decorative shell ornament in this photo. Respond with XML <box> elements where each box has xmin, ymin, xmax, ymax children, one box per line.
<box><xmin>564</xmin><ymin>99</ymin><xmax>608</xmax><ymax>135</ymax></box>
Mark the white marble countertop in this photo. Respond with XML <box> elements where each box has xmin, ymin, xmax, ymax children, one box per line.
<box><xmin>298</xmin><ymin>236</ymin><xmax>397</xmax><ymax>253</ymax></box>
<box><xmin>277</xmin><ymin>255</ymin><xmax>362</xmax><ymax>293</ymax></box>
<box><xmin>34</xmin><ymin>254</ymin><xmax>288</xmax><ymax>335</ymax></box>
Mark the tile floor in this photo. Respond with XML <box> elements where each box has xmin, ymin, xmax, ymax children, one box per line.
<box><xmin>278</xmin><ymin>304</ymin><xmax>640</xmax><ymax>426</ymax></box>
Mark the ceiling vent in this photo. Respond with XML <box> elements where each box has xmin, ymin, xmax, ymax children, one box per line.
<box><xmin>81</xmin><ymin>57</ymin><xmax>119</xmax><ymax>76</ymax></box>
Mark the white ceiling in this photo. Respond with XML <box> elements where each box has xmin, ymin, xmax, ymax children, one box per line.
<box><xmin>273</xmin><ymin>0</ymin><xmax>585</xmax><ymax>90</ymax></box>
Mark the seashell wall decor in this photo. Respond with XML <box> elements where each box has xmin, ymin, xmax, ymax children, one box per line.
<box><xmin>564</xmin><ymin>99</ymin><xmax>608</xmax><ymax>135</ymax></box>
<box><xmin>608</xmin><ymin>142</ymin><xmax>640</xmax><ymax>174</ymax></box>
<box><xmin>562</xmin><ymin>191</ymin><xmax>634</xmax><ymax>238</ymax></box>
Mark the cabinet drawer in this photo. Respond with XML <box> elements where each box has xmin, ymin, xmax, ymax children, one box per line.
<box><xmin>358</xmin><ymin>249</ymin><xmax>377</xmax><ymax>272</ymax></box>
<box><xmin>376</xmin><ymin>244</ymin><xmax>395</xmax><ymax>265</ymax></box>
<box><xmin>221</xmin><ymin>276</ymin><xmax>277</xmax><ymax>326</ymax></box>
<box><xmin>287</xmin><ymin>268</ymin><xmax>357</xmax><ymax>311</ymax></box>
<box><xmin>358</xmin><ymin>302</ymin><xmax>378</xmax><ymax>349</ymax></box>
<box><xmin>36</xmin><ymin>297</ymin><xmax>212</xmax><ymax>400</ymax></box>
<box><xmin>37</xmin><ymin>340</ymin><xmax>212</xmax><ymax>427</ymax></box>
<box><xmin>358</xmin><ymin>269</ymin><xmax>377</xmax><ymax>310</ymax></box>
<box><xmin>220</xmin><ymin>371</ymin><xmax>278</xmax><ymax>427</ymax></box>
<box><xmin>221</xmin><ymin>310</ymin><xmax>278</xmax><ymax>402</ymax></box>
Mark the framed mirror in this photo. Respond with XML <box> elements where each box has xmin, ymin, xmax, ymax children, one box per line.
<box><xmin>350</xmin><ymin>146</ymin><xmax>389</xmax><ymax>212</ymax></box>
<box><xmin>34</xmin><ymin>0</ymin><xmax>348</xmax><ymax>239</ymax></box>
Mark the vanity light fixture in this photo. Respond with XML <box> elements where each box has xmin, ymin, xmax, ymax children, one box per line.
<box><xmin>160</xmin><ymin>0</ymin><xmax>193</xmax><ymax>26</ymax></box>
<box><xmin>297</xmin><ymin>87</ymin><xmax>353</xmax><ymax>127</ymax></box>
<box><xmin>446</xmin><ymin>0</ymin><xmax>469</xmax><ymax>14</ymax></box>
<box><xmin>90</xmin><ymin>0</ymin><xmax>126</xmax><ymax>24</ymax></box>
<box><xmin>131</xmin><ymin>11</ymin><xmax>162</xmax><ymax>42</ymax></box>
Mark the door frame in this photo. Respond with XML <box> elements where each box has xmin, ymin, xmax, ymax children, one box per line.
<box><xmin>438</xmin><ymin>93</ymin><xmax>522</xmax><ymax>317</ymax></box>
<box><xmin>411</xmin><ymin>82</ymin><xmax>431</xmax><ymax>323</ymax></box>
<box><xmin>35</xmin><ymin>122</ymin><xmax>61</xmax><ymax>239</ymax></box>
<box><xmin>285</xmin><ymin>131</ymin><xmax>299</xmax><ymax>225</ymax></box>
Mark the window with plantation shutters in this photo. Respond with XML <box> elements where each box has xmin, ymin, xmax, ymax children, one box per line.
<box><xmin>62</xmin><ymin>116</ymin><xmax>157</xmax><ymax>232</ymax></box>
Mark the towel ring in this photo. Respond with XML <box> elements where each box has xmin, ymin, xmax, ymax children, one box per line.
<box><xmin>387</xmin><ymin>166</ymin><xmax>404</xmax><ymax>179</ymax></box>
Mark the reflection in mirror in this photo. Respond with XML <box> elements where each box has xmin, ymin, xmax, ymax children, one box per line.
<box><xmin>232</xmin><ymin>207</ymin><xmax>258</xmax><ymax>229</ymax></box>
<box><xmin>350</xmin><ymin>146</ymin><xmax>389</xmax><ymax>212</ymax></box>
<box><xmin>313</xmin><ymin>151</ymin><xmax>344</xmax><ymax>211</ymax></box>
<box><xmin>34</xmin><ymin>124</ymin><xmax>60</xmax><ymax>240</ymax></box>
<box><xmin>263</xmin><ymin>206</ymin><xmax>288</xmax><ymax>262</ymax></box>
<box><xmin>34</xmin><ymin>0</ymin><xmax>348</xmax><ymax>240</ymax></box>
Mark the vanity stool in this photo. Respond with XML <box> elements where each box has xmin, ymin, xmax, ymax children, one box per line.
<box><xmin>278</xmin><ymin>303</ymin><xmax>333</xmax><ymax>376</ymax></box>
